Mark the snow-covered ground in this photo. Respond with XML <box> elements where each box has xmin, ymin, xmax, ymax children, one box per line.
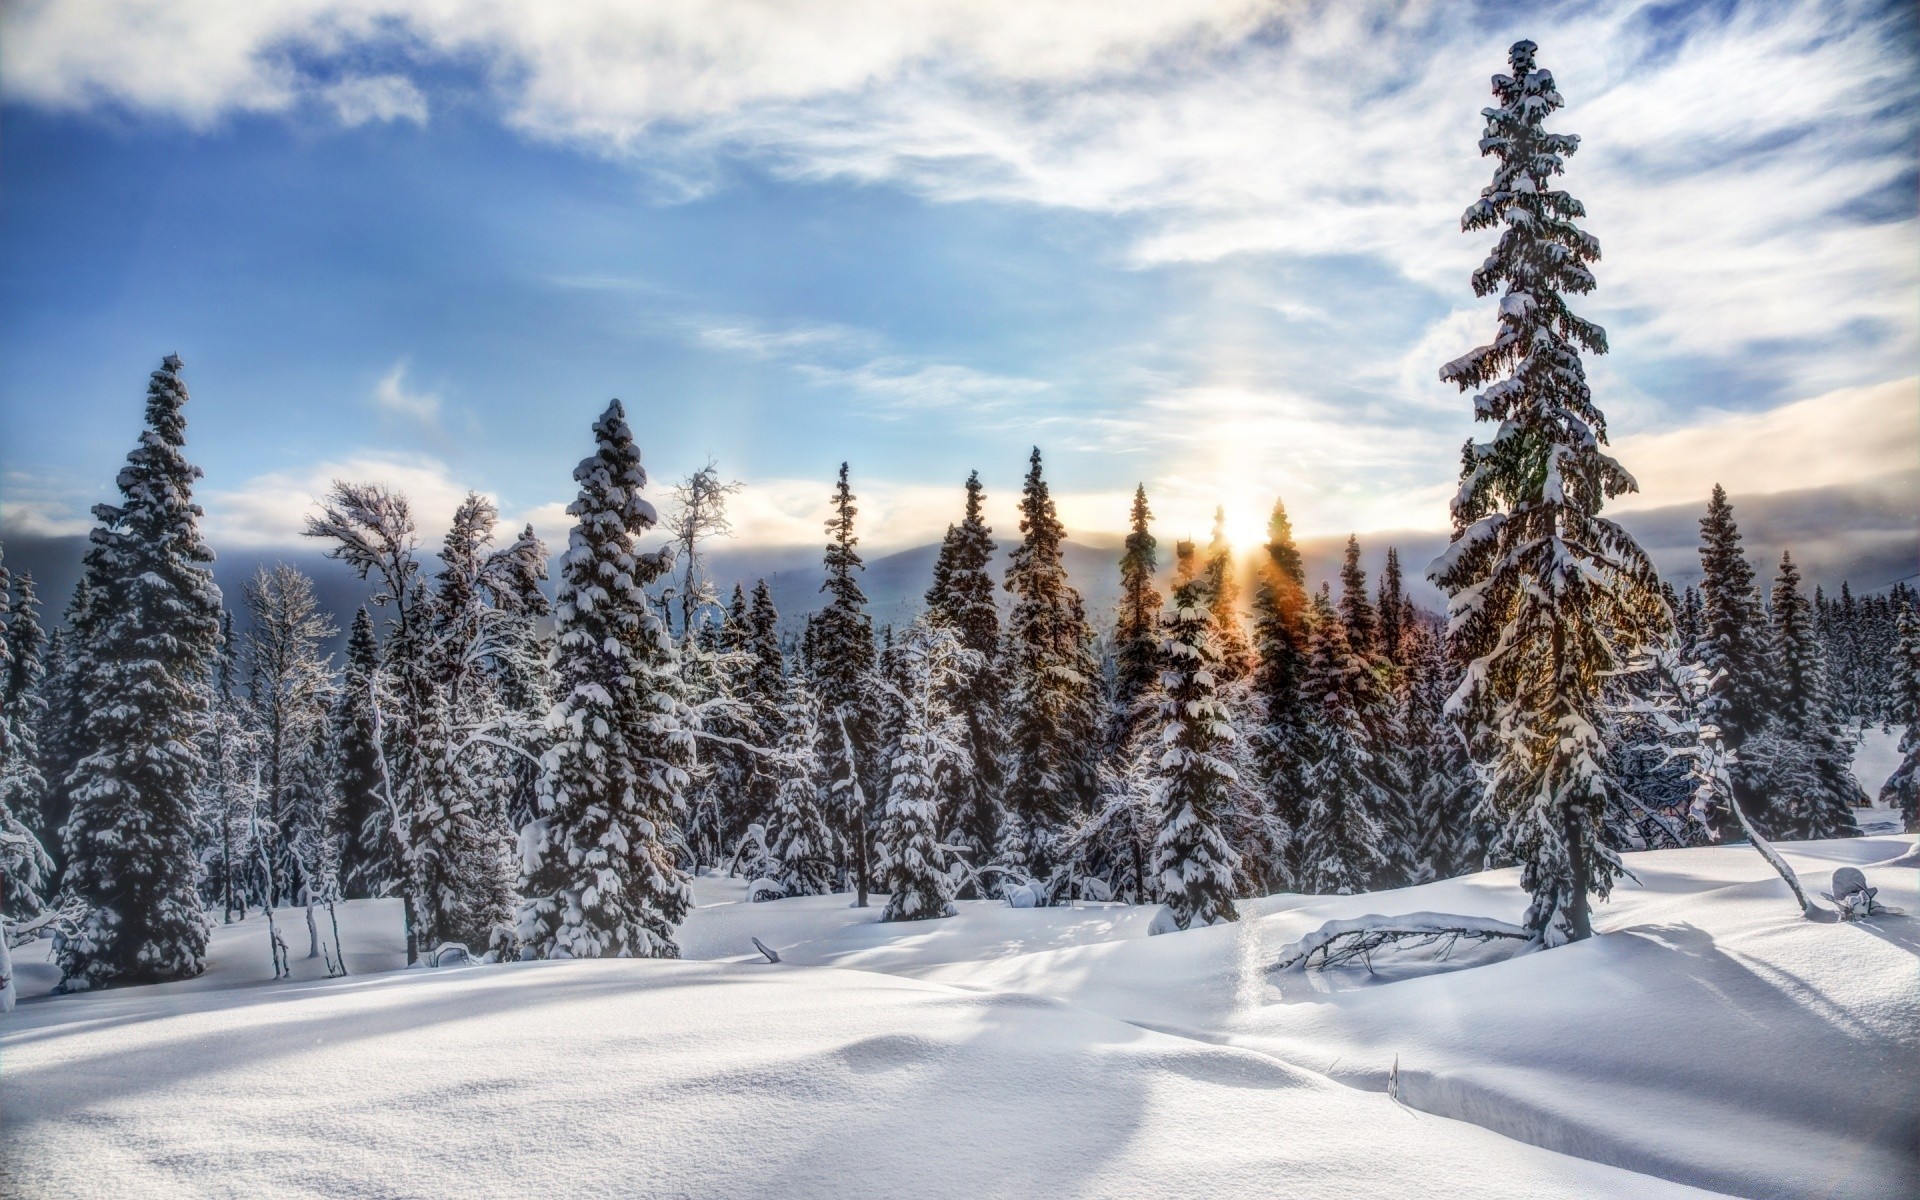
<box><xmin>5</xmin><ymin>834</ymin><xmax>1915</xmax><ymax>1199</ymax></box>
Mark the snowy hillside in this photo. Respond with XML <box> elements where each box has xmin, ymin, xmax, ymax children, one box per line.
<box><xmin>6</xmin><ymin>834</ymin><xmax>1915</xmax><ymax>1199</ymax></box>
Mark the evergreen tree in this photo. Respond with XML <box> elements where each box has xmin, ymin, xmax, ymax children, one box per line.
<box><xmin>1</xmin><ymin>570</ymin><xmax>50</xmax><ymax>839</ymax></box>
<box><xmin>1333</xmin><ymin>535</ymin><xmax>1414</xmax><ymax>884</ymax></box>
<box><xmin>767</xmin><ymin>678</ymin><xmax>835</xmax><ymax>897</ymax></box>
<box><xmin>1296</xmin><ymin>589</ymin><xmax>1388</xmax><ymax>895</ymax></box>
<box><xmin>1337</xmin><ymin>535</ymin><xmax>1379</xmax><ymax>658</ymax></box>
<box><xmin>923</xmin><ymin>471</ymin><xmax>1006</xmax><ymax>885</ymax></box>
<box><xmin>196</xmin><ymin>609</ymin><xmax>255</xmax><ymax>921</ymax></box>
<box><xmin>1695</xmin><ymin>485</ymin><xmax>1773</xmax><ymax>837</ymax></box>
<box><xmin>1746</xmin><ymin>554</ymin><xmax>1862</xmax><ymax>840</ymax></box>
<box><xmin>1378</xmin><ymin>548</ymin><xmax>1409</xmax><ymax>666</ymax></box>
<box><xmin>518</xmin><ymin>400</ymin><xmax>693</xmax><ymax>959</ymax></box>
<box><xmin>1001</xmin><ymin>448</ymin><xmax>1099</xmax><ymax>882</ymax></box>
<box><xmin>1203</xmin><ymin>508</ymin><xmax>1253</xmax><ymax>681</ymax></box>
<box><xmin>240</xmin><ymin>564</ymin><xmax>338</xmax><ymax>909</ymax></box>
<box><xmin>1431</xmin><ymin>43</ymin><xmax>1665</xmax><ymax>943</ymax></box>
<box><xmin>57</xmin><ymin>354</ymin><xmax>223</xmax><ymax>990</ymax></box>
<box><xmin>1112</xmin><ymin>485</ymin><xmax>1164</xmax><ymax>730</ymax></box>
<box><xmin>1880</xmin><ymin>601</ymin><xmax>1920</xmax><ymax>833</ymax></box>
<box><xmin>1147</xmin><ymin>574</ymin><xmax>1243</xmax><ymax>930</ymax></box>
<box><xmin>1246</xmin><ymin>498</ymin><xmax>1312</xmax><ymax>887</ymax></box>
<box><xmin>734</xmin><ymin>579</ymin><xmax>787</xmax><ymax>854</ymax></box>
<box><xmin>875</xmin><ymin>620</ymin><xmax>973</xmax><ymax>921</ymax></box>
<box><xmin>331</xmin><ymin>606</ymin><xmax>388</xmax><ymax>899</ymax></box>
<box><xmin>1400</xmin><ymin>618</ymin><xmax>1480</xmax><ymax>880</ymax></box>
<box><xmin>35</xmin><ymin>581</ymin><xmax>94</xmax><ymax>874</ymax></box>
<box><xmin>1674</xmin><ymin>586</ymin><xmax>1704</xmax><ymax>658</ymax></box>
<box><xmin>814</xmin><ymin>463</ymin><xmax>878</xmax><ymax>900</ymax></box>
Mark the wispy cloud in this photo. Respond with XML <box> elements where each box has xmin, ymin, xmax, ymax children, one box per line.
<box><xmin>323</xmin><ymin>74</ymin><xmax>427</xmax><ymax>127</ymax></box>
<box><xmin>370</xmin><ymin>360</ymin><xmax>442</xmax><ymax>424</ymax></box>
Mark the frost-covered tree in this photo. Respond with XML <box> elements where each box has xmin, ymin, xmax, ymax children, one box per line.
<box><xmin>1378</xmin><ymin>548</ymin><xmax>1410</xmax><ymax>667</ymax></box>
<box><xmin>1746</xmin><ymin>553</ymin><xmax>1862</xmax><ymax>840</ymax></box>
<box><xmin>1001</xmin><ymin>448</ymin><xmax>1099</xmax><ymax>881</ymax></box>
<box><xmin>1296</xmin><ymin>588</ymin><xmax>1390</xmax><ymax>895</ymax></box>
<box><xmin>1203</xmin><ymin>508</ymin><xmax>1253</xmax><ymax>682</ymax></box>
<box><xmin>814</xmin><ymin>463</ymin><xmax>878</xmax><ymax>898</ymax></box>
<box><xmin>766</xmin><ymin>678</ymin><xmax>835</xmax><ymax>898</ymax></box>
<box><xmin>665</xmin><ymin>458</ymin><xmax>742</xmax><ymax>638</ymax></box>
<box><xmin>875</xmin><ymin>620</ymin><xmax>974</xmax><ymax>921</ymax></box>
<box><xmin>1399</xmin><ymin>619</ymin><xmax>1481</xmax><ymax>880</ymax></box>
<box><xmin>1430</xmin><ymin>43</ymin><xmax>1665</xmax><ymax>943</ymax></box>
<box><xmin>1880</xmin><ymin>601</ymin><xmax>1920</xmax><ymax>832</ymax></box>
<box><xmin>330</xmin><ymin>606</ymin><xmax>388</xmax><ymax>899</ymax></box>
<box><xmin>1333</xmin><ymin>537</ymin><xmax>1415</xmax><ymax>884</ymax></box>
<box><xmin>34</xmin><ymin>582</ymin><xmax>95</xmax><ymax>876</ymax></box>
<box><xmin>57</xmin><ymin>355</ymin><xmax>223</xmax><ymax>990</ymax></box>
<box><xmin>517</xmin><ymin>400</ymin><xmax>693</xmax><ymax>959</ymax></box>
<box><xmin>924</xmin><ymin>471</ymin><xmax>1006</xmax><ymax>884</ymax></box>
<box><xmin>1147</xmin><ymin>575</ymin><xmax>1243</xmax><ymax>931</ymax></box>
<box><xmin>1246</xmin><ymin>498</ymin><xmax>1312</xmax><ymax>885</ymax></box>
<box><xmin>1</xmin><ymin>570</ymin><xmax>50</xmax><ymax>841</ymax></box>
<box><xmin>1695</xmin><ymin>485</ymin><xmax>1773</xmax><ymax>837</ymax></box>
<box><xmin>1337</xmin><ymin>535</ymin><xmax>1379</xmax><ymax>659</ymax></box>
<box><xmin>241</xmin><ymin>564</ymin><xmax>337</xmax><ymax>909</ymax></box>
<box><xmin>1112</xmin><ymin>485</ymin><xmax>1164</xmax><ymax>730</ymax></box>
<box><xmin>196</xmin><ymin>610</ymin><xmax>256</xmax><ymax>921</ymax></box>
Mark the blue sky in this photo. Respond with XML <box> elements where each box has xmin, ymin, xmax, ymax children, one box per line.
<box><xmin>2</xmin><ymin>0</ymin><xmax>1915</xmax><ymax>556</ymax></box>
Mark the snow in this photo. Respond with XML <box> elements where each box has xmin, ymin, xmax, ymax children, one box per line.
<box><xmin>5</xmin><ymin>837</ymin><xmax>1916</xmax><ymax>1198</ymax></box>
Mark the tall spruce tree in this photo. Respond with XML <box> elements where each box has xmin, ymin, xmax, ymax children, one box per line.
<box><xmin>1296</xmin><ymin>588</ymin><xmax>1389</xmax><ymax>894</ymax></box>
<box><xmin>518</xmin><ymin>400</ymin><xmax>693</xmax><ymax>959</ymax></box>
<box><xmin>1695</xmin><ymin>485</ymin><xmax>1773</xmax><ymax>837</ymax></box>
<box><xmin>1001</xmin><ymin>448</ymin><xmax>1099</xmax><ymax>882</ymax></box>
<box><xmin>1378</xmin><ymin>548</ymin><xmax>1409</xmax><ymax>666</ymax></box>
<box><xmin>874</xmin><ymin>620</ymin><xmax>973</xmax><ymax>921</ymax></box>
<box><xmin>737</xmin><ymin>580</ymin><xmax>787</xmax><ymax>850</ymax></box>
<box><xmin>1247</xmin><ymin>498</ymin><xmax>1312</xmax><ymax>887</ymax></box>
<box><xmin>1400</xmin><ymin>618</ymin><xmax>1480</xmax><ymax>880</ymax></box>
<box><xmin>767</xmin><ymin>678</ymin><xmax>835</xmax><ymax>897</ymax></box>
<box><xmin>1747</xmin><ymin>553</ymin><xmax>1861</xmax><ymax>840</ymax></box>
<box><xmin>923</xmin><ymin>471</ymin><xmax>1006</xmax><ymax>882</ymax></box>
<box><xmin>331</xmin><ymin>606</ymin><xmax>388</xmax><ymax>898</ymax></box>
<box><xmin>35</xmin><ymin>581</ymin><xmax>96</xmax><ymax>876</ymax></box>
<box><xmin>1431</xmin><ymin>42</ymin><xmax>1665</xmax><ymax>943</ymax></box>
<box><xmin>1880</xmin><ymin>600</ymin><xmax>1920</xmax><ymax>833</ymax></box>
<box><xmin>57</xmin><ymin>354</ymin><xmax>224</xmax><ymax>990</ymax></box>
<box><xmin>1147</xmin><ymin>573</ymin><xmax>1243</xmax><ymax>930</ymax></box>
<box><xmin>1334</xmin><ymin>536</ymin><xmax>1414</xmax><ymax>884</ymax></box>
<box><xmin>1112</xmin><ymin>485</ymin><xmax>1164</xmax><ymax>730</ymax></box>
<box><xmin>1</xmin><ymin>571</ymin><xmax>50</xmax><ymax>840</ymax></box>
<box><xmin>814</xmin><ymin>463</ymin><xmax>877</xmax><ymax>900</ymax></box>
<box><xmin>1337</xmin><ymin>535</ymin><xmax>1379</xmax><ymax>658</ymax></box>
<box><xmin>1204</xmin><ymin>508</ymin><xmax>1253</xmax><ymax>681</ymax></box>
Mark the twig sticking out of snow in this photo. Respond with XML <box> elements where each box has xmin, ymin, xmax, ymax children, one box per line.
<box><xmin>751</xmin><ymin>937</ymin><xmax>781</xmax><ymax>964</ymax></box>
<box><xmin>1272</xmin><ymin>913</ymin><xmax>1535</xmax><ymax>973</ymax></box>
<box><xmin>1724</xmin><ymin>791</ymin><xmax>1829</xmax><ymax>920</ymax></box>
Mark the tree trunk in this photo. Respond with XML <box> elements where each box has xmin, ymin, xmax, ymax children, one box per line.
<box><xmin>1564</xmin><ymin>809</ymin><xmax>1592</xmax><ymax>941</ymax></box>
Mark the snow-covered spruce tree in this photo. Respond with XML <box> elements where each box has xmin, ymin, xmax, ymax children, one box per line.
<box><xmin>923</xmin><ymin>471</ymin><xmax>1007</xmax><ymax>887</ymax></box>
<box><xmin>767</xmin><ymin>677</ymin><xmax>835</xmax><ymax>897</ymax></box>
<box><xmin>1337</xmin><ymin>535</ymin><xmax>1379</xmax><ymax>659</ymax></box>
<box><xmin>875</xmin><ymin>620</ymin><xmax>975</xmax><ymax>921</ymax></box>
<box><xmin>1881</xmin><ymin>600</ymin><xmax>1920</xmax><ymax>832</ymax></box>
<box><xmin>1399</xmin><ymin>617</ymin><xmax>1482</xmax><ymax>881</ymax></box>
<box><xmin>330</xmin><ymin>606</ymin><xmax>388</xmax><ymax>899</ymax></box>
<box><xmin>1334</xmin><ymin>536</ymin><xmax>1415</xmax><ymax>885</ymax></box>
<box><xmin>1203</xmin><ymin>508</ymin><xmax>1254</xmax><ymax>682</ymax></box>
<box><xmin>736</xmin><ymin>579</ymin><xmax>787</xmax><ymax>855</ymax></box>
<box><xmin>1378</xmin><ymin>548</ymin><xmax>1410</xmax><ymax>667</ymax></box>
<box><xmin>196</xmin><ymin>609</ymin><xmax>257</xmax><ymax>920</ymax></box>
<box><xmin>34</xmin><ymin>581</ymin><xmax>96</xmax><ymax>876</ymax></box>
<box><xmin>1147</xmin><ymin>574</ymin><xmax>1244</xmax><ymax>931</ymax></box>
<box><xmin>1431</xmin><ymin>42</ymin><xmax>1666</xmax><ymax>943</ymax></box>
<box><xmin>1001</xmin><ymin>448</ymin><xmax>1100</xmax><ymax>884</ymax></box>
<box><xmin>240</xmin><ymin>564</ymin><xmax>337</xmax><ymax>909</ymax></box>
<box><xmin>1296</xmin><ymin>587</ymin><xmax>1389</xmax><ymax>895</ymax></box>
<box><xmin>1246</xmin><ymin>498</ymin><xmax>1312</xmax><ymax>887</ymax></box>
<box><xmin>814</xmin><ymin>463</ymin><xmax>878</xmax><ymax>899</ymax></box>
<box><xmin>57</xmin><ymin>354</ymin><xmax>223</xmax><ymax>990</ymax></box>
<box><xmin>1112</xmin><ymin>485</ymin><xmax>1164</xmax><ymax>735</ymax></box>
<box><xmin>1</xmin><ymin>569</ymin><xmax>50</xmax><ymax>842</ymax></box>
<box><xmin>1695</xmin><ymin>485</ymin><xmax>1774</xmax><ymax>837</ymax></box>
<box><xmin>1745</xmin><ymin>553</ymin><xmax>1861</xmax><ymax>840</ymax></box>
<box><xmin>518</xmin><ymin>400</ymin><xmax>693</xmax><ymax>960</ymax></box>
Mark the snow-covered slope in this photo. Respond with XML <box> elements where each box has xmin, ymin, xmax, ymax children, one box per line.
<box><xmin>4</xmin><ymin>836</ymin><xmax>1915</xmax><ymax>1199</ymax></box>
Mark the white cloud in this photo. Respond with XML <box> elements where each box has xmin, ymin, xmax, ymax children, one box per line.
<box><xmin>370</xmin><ymin>360</ymin><xmax>443</xmax><ymax>423</ymax></box>
<box><xmin>797</xmin><ymin>359</ymin><xmax>1048</xmax><ymax>413</ymax></box>
<box><xmin>323</xmin><ymin>74</ymin><xmax>426</xmax><ymax>126</ymax></box>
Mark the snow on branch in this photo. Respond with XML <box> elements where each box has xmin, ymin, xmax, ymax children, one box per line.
<box><xmin>1272</xmin><ymin>912</ymin><xmax>1536</xmax><ymax>972</ymax></box>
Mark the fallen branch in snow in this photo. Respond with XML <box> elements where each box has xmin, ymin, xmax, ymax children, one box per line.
<box><xmin>1272</xmin><ymin>913</ymin><xmax>1535</xmax><ymax>973</ymax></box>
<box><xmin>1724</xmin><ymin>790</ymin><xmax>1827</xmax><ymax>920</ymax></box>
<box><xmin>751</xmin><ymin>937</ymin><xmax>781</xmax><ymax>964</ymax></box>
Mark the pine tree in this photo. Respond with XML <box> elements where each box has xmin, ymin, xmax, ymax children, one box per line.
<box><xmin>1332</xmin><ymin>536</ymin><xmax>1413</xmax><ymax>884</ymax></box>
<box><xmin>1112</xmin><ymin>485</ymin><xmax>1164</xmax><ymax>730</ymax></box>
<box><xmin>1378</xmin><ymin>548</ymin><xmax>1409</xmax><ymax>666</ymax></box>
<box><xmin>1746</xmin><ymin>553</ymin><xmax>1862</xmax><ymax>840</ymax></box>
<box><xmin>875</xmin><ymin>620</ymin><xmax>973</xmax><ymax>921</ymax></box>
<box><xmin>1001</xmin><ymin>448</ymin><xmax>1099</xmax><ymax>882</ymax></box>
<box><xmin>1337</xmin><ymin>535</ymin><xmax>1379</xmax><ymax>658</ymax></box>
<box><xmin>1880</xmin><ymin>601</ymin><xmax>1920</xmax><ymax>833</ymax></box>
<box><xmin>1246</xmin><ymin>498</ymin><xmax>1312</xmax><ymax>887</ymax></box>
<box><xmin>1695</xmin><ymin>485</ymin><xmax>1773</xmax><ymax>837</ymax></box>
<box><xmin>517</xmin><ymin>401</ymin><xmax>693</xmax><ymax>959</ymax></box>
<box><xmin>767</xmin><ymin>678</ymin><xmax>836</xmax><ymax>897</ymax></box>
<box><xmin>57</xmin><ymin>355</ymin><xmax>223</xmax><ymax>990</ymax></box>
<box><xmin>923</xmin><ymin>471</ymin><xmax>1006</xmax><ymax>886</ymax></box>
<box><xmin>1</xmin><ymin>570</ymin><xmax>50</xmax><ymax>840</ymax></box>
<box><xmin>735</xmin><ymin>579</ymin><xmax>787</xmax><ymax>852</ymax></box>
<box><xmin>1431</xmin><ymin>43</ymin><xmax>1665</xmax><ymax>943</ymax></box>
<box><xmin>331</xmin><ymin>607</ymin><xmax>388</xmax><ymax>899</ymax></box>
<box><xmin>814</xmin><ymin>463</ymin><xmax>878</xmax><ymax>900</ymax></box>
<box><xmin>1204</xmin><ymin>508</ymin><xmax>1253</xmax><ymax>681</ymax></box>
<box><xmin>1147</xmin><ymin>574</ymin><xmax>1243</xmax><ymax>930</ymax></box>
<box><xmin>1296</xmin><ymin>589</ymin><xmax>1388</xmax><ymax>895</ymax></box>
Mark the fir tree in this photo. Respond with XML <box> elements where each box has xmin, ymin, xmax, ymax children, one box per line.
<box><xmin>58</xmin><ymin>354</ymin><xmax>223</xmax><ymax>990</ymax></box>
<box><xmin>814</xmin><ymin>463</ymin><xmax>878</xmax><ymax>900</ymax></box>
<box><xmin>767</xmin><ymin>678</ymin><xmax>835</xmax><ymax>897</ymax></box>
<box><xmin>1378</xmin><ymin>548</ymin><xmax>1409</xmax><ymax>666</ymax></box>
<box><xmin>1001</xmin><ymin>448</ymin><xmax>1099</xmax><ymax>882</ymax></box>
<box><xmin>735</xmin><ymin>579</ymin><xmax>787</xmax><ymax>854</ymax></box>
<box><xmin>1112</xmin><ymin>485</ymin><xmax>1164</xmax><ymax>729</ymax></box>
<box><xmin>923</xmin><ymin>471</ymin><xmax>1006</xmax><ymax>885</ymax></box>
<box><xmin>518</xmin><ymin>400</ymin><xmax>693</xmax><ymax>959</ymax></box>
<box><xmin>1</xmin><ymin>570</ymin><xmax>50</xmax><ymax>840</ymax></box>
<box><xmin>331</xmin><ymin>606</ymin><xmax>388</xmax><ymax>899</ymax></box>
<box><xmin>1880</xmin><ymin>601</ymin><xmax>1920</xmax><ymax>833</ymax></box>
<box><xmin>1337</xmin><ymin>535</ymin><xmax>1379</xmax><ymax>658</ymax></box>
<box><xmin>875</xmin><ymin>620</ymin><xmax>974</xmax><ymax>921</ymax></box>
<box><xmin>1333</xmin><ymin>536</ymin><xmax>1414</xmax><ymax>884</ymax></box>
<box><xmin>1695</xmin><ymin>485</ymin><xmax>1773</xmax><ymax>837</ymax></box>
<box><xmin>1296</xmin><ymin>589</ymin><xmax>1388</xmax><ymax>895</ymax></box>
<box><xmin>1147</xmin><ymin>574</ymin><xmax>1243</xmax><ymax>930</ymax></box>
<box><xmin>1400</xmin><ymin>618</ymin><xmax>1480</xmax><ymax>880</ymax></box>
<box><xmin>1747</xmin><ymin>553</ymin><xmax>1862</xmax><ymax>840</ymax></box>
<box><xmin>1204</xmin><ymin>508</ymin><xmax>1253</xmax><ymax>681</ymax></box>
<box><xmin>35</xmin><ymin>581</ymin><xmax>96</xmax><ymax>877</ymax></box>
<box><xmin>1431</xmin><ymin>43</ymin><xmax>1665</xmax><ymax>943</ymax></box>
<box><xmin>1246</xmin><ymin>498</ymin><xmax>1312</xmax><ymax>887</ymax></box>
